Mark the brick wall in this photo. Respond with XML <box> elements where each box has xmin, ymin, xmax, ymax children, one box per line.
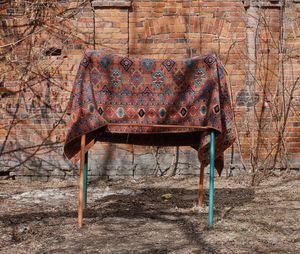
<box><xmin>0</xmin><ymin>0</ymin><xmax>299</xmax><ymax>180</ymax></box>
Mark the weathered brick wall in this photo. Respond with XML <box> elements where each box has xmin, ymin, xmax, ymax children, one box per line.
<box><xmin>285</xmin><ymin>0</ymin><xmax>300</xmax><ymax>166</ymax></box>
<box><xmin>0</xmin><ymin>0</ymin><xmax>299</xmax><ymax>180</ymax></box>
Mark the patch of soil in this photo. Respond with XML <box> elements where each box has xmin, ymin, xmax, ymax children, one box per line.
<box><xmin>0</xmin><ymin>172</ymin><xmax>299</xmax><ymax>253</ymax></box>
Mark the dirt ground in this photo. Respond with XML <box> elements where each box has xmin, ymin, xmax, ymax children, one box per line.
<box><xmin>0</xmin><ymin>172</ymin><xmax>299</xmax><ymax>254</ymax></box>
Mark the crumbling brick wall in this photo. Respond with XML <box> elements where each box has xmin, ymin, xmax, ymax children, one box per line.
<box><xmin>0</xmin><ymin>0</ymin><xmax>299</xmax><ymax>180</ymax></box>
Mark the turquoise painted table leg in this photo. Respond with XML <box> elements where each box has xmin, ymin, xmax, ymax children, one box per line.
<box><xmin>208</xmin><ymin>129</ymin><xmax>215</xmax><ymax>228</ymax></box>
<box><xmin>83</xmin><ymin>151</ymin><xmax>88</xmax><ymax>208</ymax></box>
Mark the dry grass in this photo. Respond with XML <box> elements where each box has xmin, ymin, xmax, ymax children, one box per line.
<box><xmin>0</xmin><ymin>172</ymin><xmax>299</xmax><ymax>253</ymax></box>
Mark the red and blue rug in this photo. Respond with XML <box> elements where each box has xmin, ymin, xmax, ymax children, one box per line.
<box><xmin>64</xmin><ymin>50</ymin><xmax>235</xmax><ymax>174</ymax></box>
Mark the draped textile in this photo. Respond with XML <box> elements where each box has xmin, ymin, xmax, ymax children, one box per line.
<box><xmin>64</xmin><ymin>50</ymin><xmax>235</xmax><ymax>174</ymax></box>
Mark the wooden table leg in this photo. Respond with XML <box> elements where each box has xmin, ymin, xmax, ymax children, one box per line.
<box><xmin>208</xmin><ymin>129</ymin><xmax>215</xmax><ymax>228</ymax></box>
<box><xmin>78</xmin><ymin>134</ymin><xmax>86</xmax><ymax>228</ymax></box>
<box><xmin>198</xmin><ymin>164</ymin><xmax>205</xmax><ymax>207</ymax></box>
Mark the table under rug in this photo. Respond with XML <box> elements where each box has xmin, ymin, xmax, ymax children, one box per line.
<box><xmin>63</xmin><ymin>50</ymin><xmax>236</xmax><ymax>227</ymax></box>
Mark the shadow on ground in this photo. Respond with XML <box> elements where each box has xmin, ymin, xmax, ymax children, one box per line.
<box><xmin>0</xmin><ymin>187</ymin><xmax>255</xmax><ymax>253</ymax></box>
<box><xmin>0</xmin><ymin>187</ymin><xmax>254</xmax><ymax>223</ymax></box>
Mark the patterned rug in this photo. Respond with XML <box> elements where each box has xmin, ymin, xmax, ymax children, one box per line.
<box><xmin>64</xmin><ymin>50</ymin><xmax>236</xmax><ymax>174</ymax></box>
